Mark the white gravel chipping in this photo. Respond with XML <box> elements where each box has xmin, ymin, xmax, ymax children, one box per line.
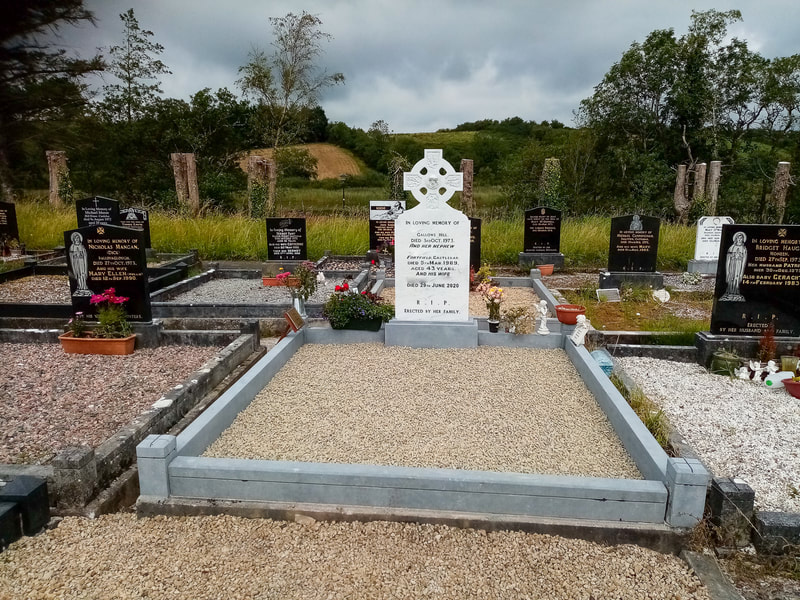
<box><xmin>205</xmin><ymin>344</ymin><xmax>641</xmax><ymax>479</ymax></box>
<box><xmin>0</xmin><ymin>514</ymin><xmax>710</xmax><ymax>600</ymax></box>
<box><xmin>618</xmin><ymin>357</ymin><xmax>800</xmax><ymax>513</ymax></box>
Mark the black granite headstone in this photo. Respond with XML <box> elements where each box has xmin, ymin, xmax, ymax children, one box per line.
<box><xmin>120</xmin><ymin>207</ymin><xmax>151</xmax><ymax>248</ymax></box>
<box><xmin>76</xmin><ymin>196</ymin><xmax>121</xmax><ymax>228</ymax></box>
<box><xmin>470</xmin><ymin>217</ymin><xmax>481</xmax><ymax>272</ymax></box>
<box><xmin>608</xmin><ymin>214</ymin><xmax>660</xmax><ymax>272</ymax></box>
<box><xmin>266</xmin><ymin>217</ymin><xmax>307</xmax><ymax>261</ymax></box>
<box><xmin>710</xmin><ymin>224</ymin><xmax>800</xmax><ymax>337</ymax></box>
<box><xmin>63</xmin><ymin>224</ymin><xmax>151</xmax><ymax>321</ymax></box>
<box><xmin>523</xmin><ymin>207</ymin><xmax>561</xmax><ymax>253</ymax></box>
<box><xmin>369</xmin><ymin>200</ymin><xmax>405</xmax><ymax>251</ymax></box>
<box><xmin>0</xmin><ymin>201</ymin><xmax>19</xmax><ymax>244</ymax></box>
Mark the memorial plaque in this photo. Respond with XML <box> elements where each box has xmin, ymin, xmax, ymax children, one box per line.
<box><xmin>64</xmin><ymin>224</ymin><xmax>151</xmax><ymax>321</ymax></box>
<box><xmin>266</xmin><ymin>218</ymin><xmax>307</xmax><ymax>261</ymax></box>
<box><xmin>120</xmin><ymin>207</ymin><xmax>151</xmax><ymax>248</ymax></box>
<box><xmin>608</xmin><ymin>214</ymin><xmax>660</xmax><ymax>272</ymax></box>
<box><xmin>396</xmin><ymin>149</ymin><xmax>469</xmax><ymax>321</ymax></box>
<box><xmin>0</xmin><ymin>201</ymin><xmax>19</xmax><ymax>243</ymax></box>
<box><xmin>470</xmin><ymin>217</ymin><xmax>481</xmax><ymax>272</ymax></box>
<box><xmin>369</xmin><ymin>200</ymin><xmax>405</xmax><ymax>250</ymax></box>
<box><xmin>523</xmin><ymin>206</ymin><xmax>561</xmax><ymax>253</ymax></box>
<box><xmin>76</xmin><ymin>196</ymin><xmax>121</xmax><ymax>229</ymax></box>
<box><xmin>710</xmin><ymin>224</ymin><xmax>800</xmax><ymax>337</ymax></box>
<box><xmin>694</xmin><ymin>216</ymin><xmax>734</xmax><ymax>261</ymax></box>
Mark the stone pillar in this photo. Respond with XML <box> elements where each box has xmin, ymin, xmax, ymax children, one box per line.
<box><xmin>170</xmin><ymin>153</ymin><xmax>200</xmax><ymax>216</ymax></box>
<box><xmin>707</xmin><ymin>161</ymin><xmax>722</xmax><ymax>215</ymax></box>
<box><xmin>694</xmin><ymin>162</ymin><xmax>707</xmax><ymax>202</ymax></box>
<box><xmin>771</xmin><ymin>161</ymin><xmax>791</xmax><ymax>224</ymax></box>
<box><xmin>709</xmin><ymin>477</ymin><xmax>755</xmax><ymax>547</ymax></box>
<box><xmin>46</xmin><ymin>151</ymin><xmax>69</xmax><ymax>207</ymax></box>
<box><xmin>665</xmin><ymin>457</ymin><xmax>710</xmax><ymax>528</ymax></box>
<box><xmin>673</xmin><ymin>164</ymin><xmax>689</xmax><ymax>224</ymax></box>
<box><xmin>460</xmin><ymin>158</ymin><xmax>474</xmax><ymax>215</ymax></box>
<box><xmin>51</xmin><ymin>446</ymin><xmax>97</xmax><ymax>509</ymax></box>
<box><xmin>246</xmin><ymin>155</ymin><xmax>270</xmax><ymax>217</ymax></box>
<box><xmin>266</xmin><ymin>158</ymin><xmax>277</xmax><ymax>215</ymax></box>
<box><xmin>136</xmin><ymin>435</ymin><xmax>177</xmax><ymax>498</ymax></box>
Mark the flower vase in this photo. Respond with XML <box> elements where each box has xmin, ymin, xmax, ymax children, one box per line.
<box><xmin>293</xmin><ymin>295</ymin><xmax>307</xmax><ymax>319</ymax></box>
<box><xmin>488</xmin><ymin>320</ymin><xmax>500</xmax><ymax>333</ymax></box>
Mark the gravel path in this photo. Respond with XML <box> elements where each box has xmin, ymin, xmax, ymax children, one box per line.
<box><xmin>205</xmin><ymin>344</ymin><xmax>640</xmax><ymax>479</ymax></box>
<box><xmin>0</xmin><ymin>343</ymin><xmax>221</xmax><ymax>464</ymax></box>
<box><xmin>0</xmin><ymin>513</ymin><xmax>710</xmax><ymax>600</ymax></box>
<box><xmin>0</xmin><ymin>275</ymin><xmax>71</xmax><ymax>304</ymax></box>
<box><xmin>168</xmin><ymin>278</ymin><xmax>342</xmax><ymax>304</ymax></box>
<box><xmin>618</xmin><ymin>357</ymin><xmax>800</xmax><ymax>513</ymax></box>
<box><xmin>379</xmin><ymin>286</ymin><xmax>540</xmax><ymax>318</ymax></box>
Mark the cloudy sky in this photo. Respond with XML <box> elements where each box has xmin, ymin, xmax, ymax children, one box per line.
<box><xmin>54</xmin><ymin>0</ymin><xmax>800</xmax><ymax>133</ymax></box>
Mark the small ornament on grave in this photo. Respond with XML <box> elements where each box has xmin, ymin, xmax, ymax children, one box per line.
<box><xmin>652</xmin><ymin>289</ymin><xmax>670</xmax><ymax>303</ymax></box>
<box><xmin>569</xmin><ymin>314</ymin><xmax>592</xmax><ymax>346</ymax></box>
<box><xmin>535</xmin><ymin>300</ymin><xmax>550</xmax><ymax>335</ymax></box>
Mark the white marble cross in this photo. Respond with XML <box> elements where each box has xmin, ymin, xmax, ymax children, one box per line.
<box><xmin>402</xmin><ymin>149</ymin><xmax>463</xmax><ymax>209</ymax></box>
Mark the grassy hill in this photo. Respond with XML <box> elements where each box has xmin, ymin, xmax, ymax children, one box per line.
<box><xmin>241</xmin><ymin>143</ymin><xmax>365</xmax><ymax>180</ymax></box>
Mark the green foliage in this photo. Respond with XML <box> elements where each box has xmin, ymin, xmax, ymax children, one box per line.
<box><xmin>610</xmin><ymin>374</ymin><xmax>671</xmax><ymax>449</ymax></box>
<box><xmin>275</xmin><ymin>146</ymin><xmax>318</xmax><ymax>179</ymax></box>
<box><xmin>322</xmin><ymin>289</ymin><xmax>394</xmax><ymax>329</ymax></box>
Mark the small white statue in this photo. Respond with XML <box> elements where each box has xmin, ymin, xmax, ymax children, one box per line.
<box><xmin>536</xmin><ymin>300</ymin><xmax>550</xmax><ymax>335</ymax></box>
<box><xmin>734</xmin><ymin>366</ymin><xmax>751</xmax><ymax>380</ymax></box>
<box><xmin>316</xmin><ymin>271</ymin><xmax>326</xmax><ymax>284</ymax></box>
<box><xmin>749</xmin><ymin>360</ymin><xmax>764</xmax><ymax>381</ymax></box>
<box><xmin>766</xmin><ymin>360</ymin><xmax>779</xmax><ymax>374</ymax></box>
<box><xmin>569</xmin><ymin>314</ymin><xmax>592</xmax><ymax>346</ymax></box>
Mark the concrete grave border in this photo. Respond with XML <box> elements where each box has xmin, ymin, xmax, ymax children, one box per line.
<box><xmin>137</xmin><ymin>296</ymin><xmax>710</xmax><ymax>530</ymax></box>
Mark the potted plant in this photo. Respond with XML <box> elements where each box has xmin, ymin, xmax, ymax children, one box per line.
<box><xmin>58</xmin><ymin>288</ymin><xmax>136</xmax><ymax>355</ymax></box>
<box><xmin>477</xmin><ymin>281</ymin><xmax>504</xmax><ymax>332</ymax></box>
<box><xmin>322</xmin><ymin>283</ymin><xmax>394</xmax><ymax>330</ymax></box>
<box><xmin>555</xmin><ymin>304</ymin><xmax>586</xmax><ymax>325</ymax></box>
<box><xmin>278</xmin><ymin>261</ymin><xmax>318</xmax><ymax>318</ymax></box>
<box><xmin>263</xmin><ymin>267</ymin><xmax>299</xmax><ymax>287</ymax></box>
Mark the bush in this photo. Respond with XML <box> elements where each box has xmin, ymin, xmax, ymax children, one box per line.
<box><xmin>322</xmin><ymin>288</ymin><xmax>394</xmax><ymax>328</ymax></box>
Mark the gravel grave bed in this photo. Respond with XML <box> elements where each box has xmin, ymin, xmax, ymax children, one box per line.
<box><xmin>0</xmin><ymin>513</ymin><xmax>710</xmax><ymax>600</ymax></box>
<box><xmin>167</xmin><ymin>278</ymin><xmax>343</xmax><ymax>304</ymax></box>
<box><xmin>618</xmin><ymin>357</ymin><xmax>800</xmax><ymax>513</ymax></box>
<box><xmin>545</xmin><ymin>271</ymin><xmax>717</xmax><ymax>294</ymax></box>
<box><xmin>205</xmin><ymin>344</ymin><xmax>640</xmax><ymax>479</ymax></box>
<box><xmin>0</xmin><ymin>274</ymin><xmax>71</xmax><ymax>304</ymax></box>
<box><xmin>378</xmin><ymin>286</ymin><xmax>539</xmax><ymax>318</ymax></box>
<box><xmin>0</xmin><ymin>343</ymin><xmax>222</xmax><ymax>464</ymax></box>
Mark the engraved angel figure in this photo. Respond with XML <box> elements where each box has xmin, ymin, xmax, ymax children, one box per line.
<box><xmin>719</xmin><ymin>231</ymin><xmax>747</xmax><ymax>302</ymax></box>
<box><xmin>68</xmin><ymin>232</ymin><xmax>92</xmax><ymax>296</ymax></box>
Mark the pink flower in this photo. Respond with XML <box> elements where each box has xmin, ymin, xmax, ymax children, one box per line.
<box><xmin>276</xmin><ymin>271</ymin><xmax>291</xmax><ymax>281</ymax></box>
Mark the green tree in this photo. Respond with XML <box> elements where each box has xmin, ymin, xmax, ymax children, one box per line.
<box><xmin>99</xmin><ymin>8</ymin><xmax>171</xmax><ymax>123</ymax></box>
<box><xmin>237</xmin><ymin>11</ymin><xmax>344</xmax><ymax>149</ymax></box>
<box><xmin>0</xmin><ymin>0</ymin><xmax>102</xmax><ymax>200</ymax></box>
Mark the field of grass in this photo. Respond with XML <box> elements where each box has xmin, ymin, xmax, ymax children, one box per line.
<box><xmin>241</xmin><ymin>143</ymin><xmax>366</xmax><ymax>180</ymax></box>
<box><xmin>16</xmin><ymin>199</ymin><xmax>697</xmax><ymax>269</ymax></box>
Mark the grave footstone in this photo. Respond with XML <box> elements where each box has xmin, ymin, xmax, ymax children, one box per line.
<box><xmin>63</xmin><ymin>224</ymin><xmax>151</xmax><ymax>321</ymax></box>
<box><xmin>519</xmin><ymin>206</ymin><xmax>564</xmax><ymax>269</ymax></box>
<box><xmin>687</xmin><ymin>216</ymin><xmax>734</xmax><ymax>275</ymax></box>
<box><xmin>369</xmin><ymin>200</ymin><xmax>405</xmax><ymax>251</ymax></box>
<box><xmin>709</xmin><ymin>224</ymin><xmax>800</xmax><ymax>337</ymax></box>
<box><xmin>266</xmin><ymin>217</ymin><xmax>307</xmax><ymax>261</ymax></box>
<box><xmin>387</xmin><ymin>149</ymin><xmax>476</xmax><ymax>347</ymax></box>
<box><xmin>120</xmin><ymin>207</ymin><xmax>151</xmax><ymax>248</ymax></box>
<box><xmin>75</xmin><ymin>196</ymin><xmax>121</xmax><ymax>229</ymax></box>
<box><xmin>600</xmin><ymin>214</ymin><xmax>664</xmax><ymax>288</ymax></box>
<box><xmin>0</xmin><ymin>201</ymin><xmax>20</xmax><ymax>251</ymax></box>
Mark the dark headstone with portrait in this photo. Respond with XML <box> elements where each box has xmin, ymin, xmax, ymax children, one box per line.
<box><xmin>63</xmin><ymin>224</ymin><xmax>151</xmax><ymax>321</ymax></box>
<box><xmin>266</xmin><ymin>217</ymin><xmax>307</xmax><ymax>261</ymax></box>
<box><xmin>0</xmin><ymin>201</ymin><xmax>19</xmax><ymax>245</ymax></box>
<box><xmin>599</xmin><ymin>214</ymin><xmax>663</xmax><ymax>288</ymax></box>
<box><xmin>76</xmin><ymin>196</ymin><xmax>121</xmax><ymax>229</ymax></box>
<box><xmin>710</xmin><ymin>224</ymin><xmax>800</xmax><ymax>337</ymax></box>
<box><xmin>469</xmin><ymin>217</ymin><xmax>481</xmax><ymax>272</ymax></box>
<box><xmin>120</xmin><ymin>207</ymin><xmax>151</xmax><ymax>248</ymax></box>
<box><xmin>369</xmin><ymin>201</ymin><xmax>405</xmax><ymax>251</ymax></box>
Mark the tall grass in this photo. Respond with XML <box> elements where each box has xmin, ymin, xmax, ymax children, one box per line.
<box><xmin>16</xmin><ymin>199</ymin><xmax>696</xmax><ymax>268</ymax></box>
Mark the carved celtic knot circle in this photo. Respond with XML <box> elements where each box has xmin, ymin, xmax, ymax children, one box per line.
<box><xmin>402</xmin><ymin>149</ymin><xmax>463</xmax><ymax>208</ymax></box>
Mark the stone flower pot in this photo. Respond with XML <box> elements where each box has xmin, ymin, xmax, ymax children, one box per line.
<box><xmin>58</xmin><ymin>332</ymin><xmax>136</xmax><ymax>355</ymax></box>
<box><xmin>537</xmin><ymin>264</ymin><xmax>554</xmax><ymax>276</ymax></box>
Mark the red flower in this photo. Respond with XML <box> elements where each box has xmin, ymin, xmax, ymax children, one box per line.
<box><xmin>361</xmin><ymin>290</ymin><xmax>367</xmax><ymax>295</ymax></box>
<box><xmin>343</xmin><ymin>282</ymin><xmax>349</xmax><ymax>291</ymax></box>
<box><xmin>335</xmin><ymin>285</ymin><xmax>342</xmax><ymax>292</ymax></box>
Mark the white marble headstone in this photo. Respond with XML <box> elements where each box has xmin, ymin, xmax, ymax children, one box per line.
<box><xmin>694</xmin><ymin>216</ymin><xmax>734</xmax><ymax>261</ymax></box>
<box><xmin>395</xmin><ymin>150</ymin><xmax>470</xmax><ymax>321</ymax></box>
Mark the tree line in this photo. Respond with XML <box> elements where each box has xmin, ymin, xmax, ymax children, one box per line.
<box><xmin>1</xmin><ymin>4</ymin><xmax>798</xmax><ymax>222</ymax></box>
